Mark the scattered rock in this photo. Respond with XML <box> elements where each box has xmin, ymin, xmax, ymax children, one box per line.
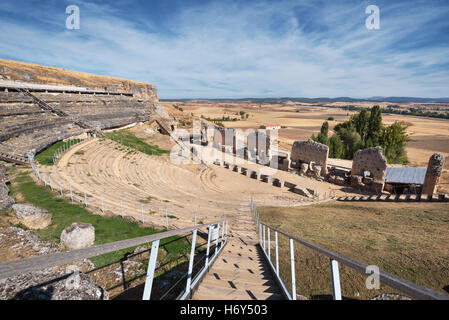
<box><xmin>60</xmin><ymin>222</ymin><xmax>95</xmax><ymax>250</ymax></box>
<box><xmin>351</xmin><ymin>175</ymin><xmax>364</xmax><ymax>188</ymax></box>
<box><xmin>0</xmin><ymin>269</ymin><xmax>108</xmax><ymax>300</ymax></box>
<box><xmin>299</xmin><ymin>163</ymin><xmax>309</xmax><ymax>175</ymax></box>
<box><xmin>312</xmin><ymin>165</ymin><xmax>322</xmax><ymax>178</ymax></box>
<box><xmin>0</xmin><ymin>227</ymin><xmax>105</xmax><ymax>300</ymax></box>
<box><xmin>124</xmin><ymin>215</ymin><xmax>138</xmax><ymax>223</ymax></box>
<box><xmin>0</xmin><ymin>227</ymin><xmax>60</xmax><ymax>259</ymax></box>
<box><xmin>0</xmin><ymin>165</ymin><xmax>14</xmax><ymax>210</ymax></box>
<box><xmin>12</xmin><ymin>204</ymin><xmax>52</xmax><ymax>230</ymax></box>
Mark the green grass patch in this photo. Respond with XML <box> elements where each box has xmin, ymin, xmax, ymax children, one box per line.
<box><xmin>35</xmin><ymin>139</ymin><xmax>84</xmax><ymax>166</ymax></box>
<box><xmin>104</xmin><ymin>130</ymin><xmax>169</xmax><ymax>156</ymax></box>
<box><xmin>8</xmin><ymin>169</ymin><xmax>189</xmax><ymax>268</ymax></box>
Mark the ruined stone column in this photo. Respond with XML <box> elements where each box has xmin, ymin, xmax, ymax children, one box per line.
<box><xmin>422</xmin><ymin>153</ymin><xmax>445</xmax><ymax>195</ymax></box>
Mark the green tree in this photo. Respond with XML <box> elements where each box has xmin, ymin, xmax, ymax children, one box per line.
<box><xmin>368</xmin><ymin>105</ymin><xmax>382</xmax><ymax>144</ymax></box>
<box><xmin>329</xmin><ymin>135</ymin><xmax>344</xmax><ymax>158</ymax></box>
<box><xmin>316</xmin><ymin>121</ymin><xmax>329</xmax><ymax>145</ymax></box>
<box><xmin>352</xmin><ymin>108</ymin><xmax>370</xmax><ymax>140</ymax></box>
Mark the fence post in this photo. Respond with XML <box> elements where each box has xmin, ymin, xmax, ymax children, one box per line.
<box><xmin>214</xmin><ymin>223</ymin><xmax>220</xmax><ymax>257</ymax></box>
<box><xmin>330</xmin><ymin>259</ymin><xmax>342</xmax><ymax>300</ymax></box>
<box><xmin>49</xmin><ymin>176</ymin><xmax>53</xmax><ymax>191</ymax></box>
<box><xmin>290</xmin><ymin>238</ymin><xmax>296</xmax><ymax>300</ymax></box>
<box><xmin>69</xmin><ymin>184</ymin><xmax>73</xmax><ymax>202</ymax></box>
<box><xmin>205</xmin><ymin>225</ymin><xmax>212</xmax><ymax>269</ymax></box>
<box><xmin>165</xmin><ymin>208</ymin><xmax>168</xmax><ymax>230</ymax></box>
<box><xmin>275</xmin><ymin>231</ymin><xmax>279</xmax><ymax>276</ymax></box>
<box><xmin>142</xmin><ymin>239</ymin><xmax>160</xmax><ymax>300</ymax></box>
<box><xmin>141</xmin><ymin>204</ymin><xmax>144</xmax><ymax>224</ymax></box>
<box><xmin>84</xmin><ymin>190</ymin><xmax>87</xmax><ymax>207</ymax></box>
<box><xmin>185</xmin><ymin>228</ymin><xmax>198</xmax><ymax>295</ymax></box>
<box><xmin>225</xmin><ymin>219</ymin><xmax>228</xmax><ymax>243</ymax></box>
<box><xmin>101</xmin><ymin>195</ymin><xmax>104</xmax><ymax>213</ymax></box>
<box><xmin>267</xmin><ymin>227</ymin><xmax>271</xmax><ymax>261</ymax></box>
<box><xmin>220</xmin><ymin>216</ymin><xmax>225</xmax><ymax>248</ymax></box>
<box><xmin>59</xmin><ymin>181</ymin><xmax>63</xmax><ymax>196</ymax></box>
<box><xmin>263</xmin><ymin>225</ymin><xmax>266</xmax><ymax>251</ymax></box>
<box><xmin>121</xmin><ymin>200</ymin><xmax>124</xmax><ymax>218</ymax></box>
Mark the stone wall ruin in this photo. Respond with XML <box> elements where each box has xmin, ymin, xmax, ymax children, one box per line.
<box><xmin>422</xmin><ymin>153</ymin><xmax>445</xmax><ymax>194</ymax></box>
<box><xmin>351</xmin><ymin>146</ymin><xmax>387</xmax><ymax>192</ymax></box>
<box><xmin>290</xmin><ymin>139</ymin><xmax>328</xmax><ymax>176</ymax></box>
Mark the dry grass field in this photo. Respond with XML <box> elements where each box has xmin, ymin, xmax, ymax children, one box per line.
<box><xmin>161</xmin><ymin>100</ymin><xmax>449</xmax><ymax>193</ymax></box>
<box><xmin>258</xmin><ymin>201</ymin><xmax>449</xmax><ymax>299</ymax></box>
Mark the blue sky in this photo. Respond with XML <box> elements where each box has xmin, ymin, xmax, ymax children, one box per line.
<box><xmin>1</xmin><ymin>0</ymin><xmax>449</xmax><ymax>99</ymax></box>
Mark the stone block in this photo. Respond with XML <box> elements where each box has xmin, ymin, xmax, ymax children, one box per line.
<box><xmin>60</xmin><ymin>222</ymin><xmax>95</xmax><ymax>250</ymax></box>
<box><xmin>12</xmin><ymin>204</ymin><xmax>52</xmax><ymax>230</ymax></box>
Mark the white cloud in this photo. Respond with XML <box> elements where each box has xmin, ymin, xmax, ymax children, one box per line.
<box><xmin>0</xmin><ymin>0</ymin><xmax>448</xmax><ymax>98</ymax></box>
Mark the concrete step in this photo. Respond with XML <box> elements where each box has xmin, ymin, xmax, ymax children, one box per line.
<box><xmin>192</xmin><ymin>284</ymin><xmax>284</xmax><ymax>300</ymax></box>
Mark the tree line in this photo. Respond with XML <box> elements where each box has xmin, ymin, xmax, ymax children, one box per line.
<box><xmin>312</xmin><ymin>106</ymin><xmax>410</xmax><ymax>164</ymax></box>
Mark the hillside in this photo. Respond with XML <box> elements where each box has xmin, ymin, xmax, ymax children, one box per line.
<box><xmin>0</xmin><ymin>59</ymin><xmax>158</xmax><ymax>100</ymax></box>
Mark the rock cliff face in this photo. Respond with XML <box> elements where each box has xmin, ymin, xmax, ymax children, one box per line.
<box><xmin>0</xmin><ymin>58</ymin><xmax>158</xmax><ymax>101</ymax></box>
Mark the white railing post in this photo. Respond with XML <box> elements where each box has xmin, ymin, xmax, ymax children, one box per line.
<box><xmin>275</xmin><ymin>231</ymin><xmax>279</xmax><ymax>276</ymax></box>
<box><xmin>84</xmin><ymin>190</ymin><xmax>87</xmax><ymax>207</ymax></box>
<box><xmin>259</xmin><ymin>223</ymin><xmax>262</xmax><ymax>246</ymax></box>
<box><xmin>165</xmin><ymin>208</ymin><xmax>168</xmax><ymax>230</ymax></box>
<box><xmin>330</xmin><ymin>259</ymin><xmax>342</xmax><ymax>300</ymax></box>
<box><xmin>225</xmin><ymin>219</ymin><xmax>228</xmax><ymax>243</ymax></box>
<box><xmin>290</xmin><ymin>238</ymin><xmax>296</xmax><ymax>300</ymax></box>
<box><xmin>49</xmin><ymin>176</ymin><xmax>53</xmax><ymax>191</ymax></box>
<box><xmin>70</xmin><ymin>184</ymin><xmax>73</xmax><ymax>202</ymax></box>
<box><xmin>263</xmin><ymin>225</ymin><xmax>266</xmax><ymax>251</ymax></box>
<box><xmin>101</xmin><ymin>195</ymin><xmax>104</xmax><ymax>213</ymax></box>
<box><xmin>185</xmin><ymin>228</ymin><xmax>198</xmax><ymax>295</ymax></box>
<box><xmin>220</xmin><ymin>216</ymin><xmax>225</xmax><ymax>248</ymax></box>
<box><xmin>267</xmin><ymin>227</ymin><xmax>271</xmax><ymax>261</ymax></box>
<box><xmin>142</xmin><ymin>239</ymin><xmax>160</xmax><ymax>300</ymax></box>
<box><xmin>205</xmin><ymin>225</ymin><xmax>212</xmax><ymax>269</ymax></box>
<box><xmin>141</xmin><ymin>204</ymin><xmax>144</xmax><ymax>224</ymax></box>
<box><xmin>214</xmin><ymin>223</ymin><xmax>220</xmax><ymax>257</ymax></box>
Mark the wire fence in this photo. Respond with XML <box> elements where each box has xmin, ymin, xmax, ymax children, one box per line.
<box><xmin>29</xmin><ymin>138</ymin><xmax>198</xmax><ymax>230</ymax></box>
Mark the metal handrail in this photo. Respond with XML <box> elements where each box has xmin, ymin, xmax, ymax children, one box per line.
<box><xmin>250</xmin><ymin>199</ymin><xmax>449</xmax><ymax>300</ymax></box>
<box><xmin>0</xmin><ymin>218</ymin><xmax>229</xmax><ymax>300</ymax></box>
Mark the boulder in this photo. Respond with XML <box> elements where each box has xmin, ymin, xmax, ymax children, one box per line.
<box><xmin>60</xmin><ymin>222</ymin><xmax>95</xmax><ymax>250</ymax></box>
<box><xmin>351</xmin><ymin>175</ymin><xmax>364</xmax><ymax>188</ymax></box>
<box><xmin>299</xmin><ymin>163</ymin><xmax>309</xmax><ymax>175</ymax></box>
<box><xmin>12</xmin><ymin>204</ymin><xmax>52</xmax><ymax>229</ymax></box>
<box><xmin>312</xmin><ymin>165</ymin><xmax>322</xmax><ymax>178</ymax></box>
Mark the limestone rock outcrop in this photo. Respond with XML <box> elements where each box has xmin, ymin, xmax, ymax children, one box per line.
<box><xmin>0</xmin><ymin>268</ymin><xmax>108</xmax><ymax>300</ymax></box>
<box><xmin>12</xmin><ymin>204</ymin><xmax>52</xmax><ymax>230</ymax></box>
<box><xmin>0</xmin><ymin>226</ymin><xmax>106</xmax><ymax>300</ymax></box>
<box><xmin>0</xmin><ymin>165</ymin><xmax>14</xmax><ymax>210</ymax></box>
<box><xmin>60</xmin><ymin>222</ymin><xmax>95</xmax><ymax>250</ymax></box>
